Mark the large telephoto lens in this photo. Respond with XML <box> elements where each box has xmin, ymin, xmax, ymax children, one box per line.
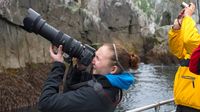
<box><xmin>23</xmin><ymin>8</ymin><xmax>96</xmax><ymax>66</ymax></box>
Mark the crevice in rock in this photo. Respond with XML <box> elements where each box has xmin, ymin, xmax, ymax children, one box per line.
<box><xmin>0</xmin><ymin>15</ymin><xmax>23</xmax><ymax>29</ymax></box>
<box><xmin>128</xmin><ymin>15</ymin><xmax>133</xmax><ymax>34</ymax></box>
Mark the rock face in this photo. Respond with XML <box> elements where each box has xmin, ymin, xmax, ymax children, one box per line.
<box><xmin>1</xmin><ymin>0</ymin><xmax>200</xmax><ymax>110</ymax></box>
<box><xmin>1</xmin><ymin>0</ymin><xmax>196</xmax><ymax>71</ymax></box>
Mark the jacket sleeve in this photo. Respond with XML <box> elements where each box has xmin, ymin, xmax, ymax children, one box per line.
<box><xmin>38</xmin><ymin>62</ymin><xmax>96</xmax><ymax>112</ymax></box>
<box><xmin>181</xmin><ymin>16</ymin><xmax>200</xmax><ymax>55</ymax></box>
<box><xmin>168</xmin><ymin>16</ymin><xmax>200</xmax><ymax>59</ymax></box>
<box><xmin>168</xmin><ymin>28</ymin><xmax>186</xmax><ymax>59</ymax></box>
<box><xmin>38</xmin><ymin>61</ymin><xmax>66</xmax><ymax>111</ymax></box>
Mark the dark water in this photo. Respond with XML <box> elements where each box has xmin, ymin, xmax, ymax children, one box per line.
<box><xmin>116</xmin><ymin>63</ymin><xmax>177</xmax><ymax>112</ymax></box>
<box><xmin>15</xmin><ymin>63</ymin><xmax>178</xmax><ymax>112</ymax></box>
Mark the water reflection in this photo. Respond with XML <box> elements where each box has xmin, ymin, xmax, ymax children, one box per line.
<box><xmin>116</xmin><ymin>63</ymin><xmax>178</xmax><ymax>112</ymax></box>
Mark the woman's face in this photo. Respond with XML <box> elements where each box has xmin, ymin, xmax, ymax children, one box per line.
<box><xmin>92</xmin><ymin>45</ymin><xmax>114</xmax><ymax>75</ymax></box>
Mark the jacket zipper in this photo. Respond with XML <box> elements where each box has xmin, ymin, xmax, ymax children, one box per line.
<box><xmin>181</xmin><ymin>75</ymin><xmax>196</xmax><ymax>88</ymax></box>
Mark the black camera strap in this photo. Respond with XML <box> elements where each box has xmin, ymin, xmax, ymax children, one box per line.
<box><xmin>63</xmin><ymin>60</ymin><xmax>73</xmax><ymax>92</ymax></box>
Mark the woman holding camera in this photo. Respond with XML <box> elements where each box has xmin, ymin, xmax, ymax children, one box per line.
<box><xmin>38</xmin><ymin>43</ymin><xmax>140</xmax><ymax>112</ymax></box>
<box><xmin>168</xmin><ymin>2</ymin><xmax>200</xmax><ymax>112</ymax></box>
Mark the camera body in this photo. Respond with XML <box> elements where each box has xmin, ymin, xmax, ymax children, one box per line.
<box><xmin>23</xmin><ymin>8</ymin><xmax>96</xmax><ymax>66</ymax></box>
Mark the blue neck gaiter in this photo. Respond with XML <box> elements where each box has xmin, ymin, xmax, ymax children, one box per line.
<box><xmin>105</xmin><ymin>72</ymin><xmax>134</xmax><ymax>90</ymax></box>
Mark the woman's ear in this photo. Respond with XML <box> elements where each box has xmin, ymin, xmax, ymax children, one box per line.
<box><xmin>110</xmin><ymin>65</ymin><xmax>118</xmax><ymax>74</ymax></box>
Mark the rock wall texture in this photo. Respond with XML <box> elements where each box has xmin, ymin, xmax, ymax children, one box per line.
<box><xmin>1</xmin><ymin>0</ymin><xmax>196</xmax><ymax>72</ymax></box>
<box><xmin>0</xmin><ymin>0</ymin><xmax>199</xmax><ymax>66</ymax></box>
<box><xmin>1</xmin><ymin>0</ymin><xmax>200</xmax><ymax>110</ymax></box>
<box><xmin>0</xmin><ymin>0</ymin><xmax>140</xmax><ymax>72</ymax></box>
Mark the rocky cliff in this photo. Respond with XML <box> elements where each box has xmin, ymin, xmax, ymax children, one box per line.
<box><xmin>0</xmin><ymin>0</ymin><xmax>199</xmax><ymax>110</ymax></box>
<box><xmin>0</xmin><ymin>0</ymin><xmax>192</xmax><ymax>72</ymax></box>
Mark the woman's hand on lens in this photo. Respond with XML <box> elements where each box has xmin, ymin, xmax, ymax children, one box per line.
<box><xmin>49</xmin><ymin>45</ymin><xmax>64</xmax><ymax>63</ymax></box>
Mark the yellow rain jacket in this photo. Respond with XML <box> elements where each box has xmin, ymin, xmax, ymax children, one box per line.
<box><xmin>168</xmin><ymin>16</ymin><xmax>200</xmax><ymax>109</ymax></box>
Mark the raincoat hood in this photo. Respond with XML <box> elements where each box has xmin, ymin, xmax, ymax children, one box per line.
<box><xmin>105</xmin><ymin>72</ymin><xmax>134</xmax><ymax>90</ymax></box>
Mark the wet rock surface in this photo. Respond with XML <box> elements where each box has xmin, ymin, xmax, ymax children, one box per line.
<box><xmin>0</xmin><ymin>63</ymin><xmax>51</xmax><ymax>111</ymax></box>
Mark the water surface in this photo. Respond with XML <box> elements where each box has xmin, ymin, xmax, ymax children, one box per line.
<box><xmin>116</xmin><ymin>63</ymin><xmax>177</xmax><ymax>112</ymax></box>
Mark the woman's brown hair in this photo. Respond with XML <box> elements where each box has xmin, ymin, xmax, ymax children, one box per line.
<box><xmin>104</xmin><ymin>43</ymin><xmax>140</xmax><ymax>73</ymax></box>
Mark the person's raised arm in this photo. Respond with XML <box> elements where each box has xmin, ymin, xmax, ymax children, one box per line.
<box><xmin>168</xmin><ymin>11</ymin><xmax>186</xmax><ymax>59</ymax></box>
<box><xmin>181</xmin><ymin>3</ymin><xmax>200</xmax><ymax>54</ymax></box>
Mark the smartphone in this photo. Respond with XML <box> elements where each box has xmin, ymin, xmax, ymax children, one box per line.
<box><xmin>181</xmin><ymin>2</ymin><xmax>189</xmax><ymax>8</ymax></box>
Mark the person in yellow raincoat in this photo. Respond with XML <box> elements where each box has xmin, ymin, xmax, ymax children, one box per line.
<box><xmin>168</xmin><ymin>2</ymin><xmax>200</xmax><ymax>112</ymax></box>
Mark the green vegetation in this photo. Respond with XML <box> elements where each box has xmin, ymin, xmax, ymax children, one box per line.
<box><xmin>133</xmin><ymin>0</ymin><xmax>154</xmax><ymax>17</ymax></box>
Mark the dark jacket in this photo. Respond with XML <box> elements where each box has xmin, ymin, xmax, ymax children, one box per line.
<box><xmin>38</xmin><ymin>61</ymin><xmax>121</xmax><ymax>112</ymax></box>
